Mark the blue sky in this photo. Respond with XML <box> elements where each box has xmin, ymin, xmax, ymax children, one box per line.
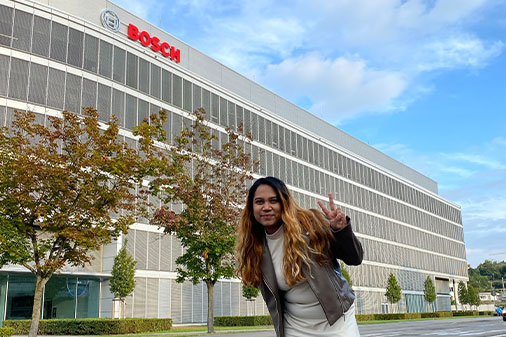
<box><xmin>115</xmin><ymin>0</ymin><xmax>506</xmax><ymax>267</ymax></box>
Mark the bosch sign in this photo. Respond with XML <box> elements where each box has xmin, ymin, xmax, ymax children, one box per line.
<box><xmin>128</xmin><ymin>24</ymin><xmax>181</xmax><ymax>63</ymax></box>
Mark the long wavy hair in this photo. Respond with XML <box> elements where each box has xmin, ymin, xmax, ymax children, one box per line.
<box><xmin>236</xmin><ymin>177</ymin><xmax>333</xmax><ymax>287</ymax></box>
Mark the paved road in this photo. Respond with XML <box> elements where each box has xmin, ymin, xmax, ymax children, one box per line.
<box><xmin>194</xmin><ymin>316</ymin><xmax>506</xmax><ymax>337</ymax></box>
<box><xmin>359</xmin><ymin>316</ymin><xmax>506</xmax><ymax>337</ymax></box>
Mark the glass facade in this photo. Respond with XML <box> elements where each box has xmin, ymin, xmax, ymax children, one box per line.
<box><xmin>0</xmin><ymin>274</ymin><xmax>100</xmax><ymax>321</ymax></box>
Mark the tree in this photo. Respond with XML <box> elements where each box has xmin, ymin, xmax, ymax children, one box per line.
<box><xmin>385</xmin><ymin>273</ymin><xmax>402</xmax><ymax>313</ymax></box>
<box><xmin>110</xmin><ymin>239</ymin><xmax>137</xmax><ymax>318</ymax></box>
<box><xmin>145</xmin><ymin>108</ymin><xmax>255</xmax><ymax>333</ymax></box>
<box><xmin>242</xmin><ymin>285</ymin><xmax>259</xmax><ymax>316</ymax></box>
<box><xmin>423</xmin><ymin>276</ymin><xmax>436</xmax><ymax>312</ymax></box>
<box><xmin>458</xmin><ymin>281</ymin><xmax>469</xmax><ymax>310</ymax></box>
<box><xmin>467</xmin><ymin>284</ymin><xmax>481</xmax><ymax>309</ymax></box>
<box><xmin>0</xmin><ymin>109</ymin><xmax>152</xmax><ymax>337</ymax></box>
<box><xmin>341</xmin><ymin>262</ymin><xmax>352</xmax><ymax>287</ymax></box>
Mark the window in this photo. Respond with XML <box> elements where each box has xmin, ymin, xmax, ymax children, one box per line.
<box><xmin>183</xmin><ymin>79</ymin><xmax>192</xmax><ymax>112</ymax></box>
<box><xmin>151</xmin><ymin>64</ymin><xmax>161</xmax><ymax>98</ymax></box>
<box><xmin>31</xmin><ymin>16</ymin><xmax>50</xmax><ymax>57</ymax></box>
<box><xmin>210</xmin><ymin>93</ymin><xmax>219</xmax><ymax>123</ymax></box>
<box><xmin>202</xmin><ymin>88</ymin><xmax>210</xmax><ymax>118</ymax></box>
<box><xmin>228</xmin><ymin>101</ymin><xmax>235</xmax><ymax>131</ymax></box>
<box><xmin>161</xmin><ymin>69</ymin><xmax>171</xmax><ymax>104</ymax></box>
<box><xmin>192</xmin><ymin>83</ymin><xmax>201</xmax><ymax>111</ymax></box>
<box><xmin>81</xmin><ymin>78</ymin><xmax>97</xmax><ymax>109</ymax></box>
<box><xmin>219</xmin><ymin>97</ymin><xmax>227</xmax><ymax>126</ymax></box>
<box><xmin>112</xmin><ymin>89</ymin><xmax>125</xmax><ymax>127</ymax></box>
<box><xmin>139</xmin><ymin>58</ymin><xmax>150</xmax><ymax>91</ymax></box>
<box><xmin>12</xmin><ymin>10</ymin><xmax>32</xmax><ymax>52</ymax></box>
<box><xmin>0</xmin><ymin>5</ymin><xmax>13</xmax><ymax>47</ymax></box>
<box><xmin>126</xmin><ymin>52</ymin><xmax>138</xmax><ymax>88</ymax></box>
<box><xmin>112</xmin><ymin>46</ymin><xmax>125</xmax><ymax>83</ymax></box>
<box><xmin>98</xmin><ymin>40</ymin><xmax>112</xmax><ymax>78</ymax></box>
<box><xmin>0</xmin><ymin>55</ymin><xmax>9</xmax><ymax>96</ymax></box>
<box><xmin>97</xmin><ymin>83</ymin><xmax>111</xmax><ymax>121</ymax></box>
<box><xmin>138</xmin><ymin>99</ymin><xmax>149</xmax><ymax>125</ymax></box>
<box><xmin>8</xmin><ymin>58</ymin><xmax>29</xmax><ymax>100</ymax></box>
<box><xmin>83</xmin><ymin>34</ymin><xmax>98</xmax><ymax>72</ymax></box>
<box><xmin>64</xmin><ymin>73</ymin><xmax>82</xmax><ymax>113</ymax></box>
<box><xmin>50</xmin><ymin>22</ymin><xmax>68</xmax><ymax>63</ymax></box>
<box><xmin>46</xmin><ymin>68</ymin><xmax>65</xmax><ymax>109</ymax></box>
<box><xmin>28</xmin><ymin>63</ymin><xmax>48</xmax><ymax>105</ymax></box>
<box><xmin>125</xmin><ymin>94</ymin><xmax>137</xmax><ymax>129</ymax></box>
<box><xmin>172</xmin><ymin>74</ymin><xmax>182</xmax><ymax>108</ymax></box>
<box><xmin>67</xmin><ymin>28</ymin><xmax>83</xmax><ymax>67</ymax></box>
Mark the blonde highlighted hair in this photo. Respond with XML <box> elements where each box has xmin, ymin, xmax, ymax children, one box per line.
<box><xmin>236</xmin><ymin>177</ymin><xmax>333</xmax><ymax>287</ymax></box>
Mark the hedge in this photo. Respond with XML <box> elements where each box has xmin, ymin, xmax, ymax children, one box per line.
<box><xmin>0</xmin><ymin>327</ymin><xmax>14</xmax><ymax>337</ymax></box>
<box><xmin>3</xmin><ymin>318</ymin><xmax>172</xmax><ymax>335</ymax></box>
<box><xmin>479</xmin><ymin>311</ymin><xmax>493</xmax><ymax>316</ymax></box>
<box><xmin>214</xmin><ymin>315</ymin><xmax>272</xmax><ymax>326</ymax></box>
<box><xmin>420</xmin><ymin>312</ymin><xmax>452</xmax><ymax>318</ymax></box>
<box><xmin>452</xmin><ymin>310</ymin><xmax>479</xmax><ymax>316</ymax></box>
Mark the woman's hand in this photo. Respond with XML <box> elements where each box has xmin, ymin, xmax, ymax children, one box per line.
<box><xmin>317</xmin><ymin>193</ymin><xmax>348</xmax><ymax>231</ymax></box>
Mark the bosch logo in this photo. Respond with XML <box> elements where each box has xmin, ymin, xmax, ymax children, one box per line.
<box><xmin>101</xmin><ymin>10</ymin><xmax>120</xmax><ymax>32</ymax></box>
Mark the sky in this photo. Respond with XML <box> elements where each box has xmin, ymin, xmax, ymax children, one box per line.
<box><xmin>114</xmin><ymin>0</ymin><xmax>506</xmax><ymax>268</ymax></box>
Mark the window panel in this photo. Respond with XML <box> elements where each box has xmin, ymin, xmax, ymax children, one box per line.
<box><xmin>228</xmin><ymin>101</ymin><xmax>235</xmax><ymax>131</ymax></box>
<box><xmin>219</xmin><ymin>97</ymin><xmax>227</xmax><ymax>126</ymax></box>
<box><xmin>210</xmin><ymin>93</ymin><xmax>219</xmax><ymax>123</ymax></box>
<box><xmin>64</xmin><ymin>73</ymin><xmax>82</xmax><ymax>113</ymax></box>
<box><xmin>138</xmin><ymin>58</ymin><xmax>149</xmax><ymax>93</ymax></box>
<box><xmin>8</xmin><ymin>58</ymin><xmax>29</xmax><ymax>100</ymax></box>
<box><xmin>67</xmin><ymin>28</ymin><xmax>83</xmax><ymax>67</ymax></box>
<box><xmin>151</xmin><ymin>64</ymin><xmax>161</xmax><ymax>98</ymax></box>
<box><xmin>112</xmin><ymin>89</ymin><xmax>125</xmax><ymax>127</ymax></box>
<box><xmin>125</xmin><ymin>94</ymin><xmax>137</xmax><ymax>129</ymax></box>
<box><xmin>81</xmin><ymin>78</ymin><xmax>97</xmax><ymax>109</ymax></box>
<box><xmin>97</xmin><ymin>83</ymin><xmax>111</xmax><ymax>121</ymax></box>
<box><xmin>12</xmin><ymin>10</ymin><xmax>32</xmax><ymax>52</ymax></box>
<box><xmin>126</xmin><ymin>52</ymin><xmax>138</xmax><ymax>88</ymax></box>
<box><xmin>113</xmin><ymin>46</ymin><xmax>125</xmax><ymax>83</ymax></box>
<box><xmin>98</xmin><ymin>40</ymin><xmax>112</xmax><ymax>78</ymax></box>
<box><xmin>183</xmin><ymin>79</ymin><xmax>192</xmax><ymax>112</ymax></box>
<box><xmin>0</xmin><ymin>55</ymin><xmax>9</xmax><ymax>96</ymax></box>
<box><xmin>46</xmin><ymin>68</ymin><xmax>65</xmax><ymax>109</ymax></box>
<box><xmin>31</xmin><ymin>16</ymin><xmax>50</xmax><ymax>57</ymax></box>
<box><xmin>138</xmin><ymin>99</ymin><xmax>149</xmax><ymax>125</ymax></box>
<box><xmin>192</xmin><ymin>83</ymin><xmax>201</xmax><ymax>111</ymax></box>
<box><xmin>161</xmin><ymin>69</ymin><xmax>171</xmax><ymax>103</ymax></box>
<box><xmin>0</xmin><ymin>5</ymin><xmax>13</xmax><ymax>46</ymax></box>
<box><xmin>172</xmin><ymin>74</ymin><xmax>182</xmax><ymax>108</ymax></box>
<box><xmin>28</xmin><ymin>62</ymin><xmax>48</xmax><ymax>105</ymax></box>
<box><xmin>83</xmin><ymin>34</ymin><xmax>98</xmax><ymax>72</ymax></box>
<box><xmin>50</xmin><ymin>21</ymin><xmax>68</xmax><ymax>63</ymax></box>
<box><xmin>202</xmin><ymin>88</ymin><xmax>210</xmax><ymax>118</ymax></box>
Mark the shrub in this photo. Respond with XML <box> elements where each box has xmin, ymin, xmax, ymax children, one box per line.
<box><xmin>452</xmin><ymin>310</ymin><xmax>479</xmax><ymax>317</ymax></box>
<box><xmin>0</xmin><ymin>327</ymin><xmax>14</xmax><ymax>337</ymax></box>
<box><xmin>478</xmin><ymin>311</ymin><xmax>493</xmax><ymax>316</ymax></box>
<box><xmin>3</xmin><ymin>318</ymin><xmax>172</xmax><ymax>335</ymax></box>
<box><xmin>214</xmin><ymin>315</ymin><xmax>272</xmax><ymax>326</ymax></box>
<box><xmin>355</xmin><ymin>314</ymin><xmax>376</xmax><ymax>321</ymax></box>
<box><xmin>374</xmin><ymin>313</ymin><xmax>408</xmax><ymax>320</ymax></box>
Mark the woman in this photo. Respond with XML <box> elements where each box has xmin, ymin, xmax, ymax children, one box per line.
<box><xmin>236</xmin><ymin>177</ymin><xmax>363</xmax><ymax>337</ymax></box>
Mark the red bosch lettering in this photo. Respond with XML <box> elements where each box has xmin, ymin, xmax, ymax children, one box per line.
<box><xmin>127</xmin><ymin>24</ymin><xmax>181</xmax><ymax>63</ymax></box>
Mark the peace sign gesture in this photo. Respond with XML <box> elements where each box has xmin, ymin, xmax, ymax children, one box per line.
<box><xmin>317</xmin><ymin>193</ymin><xmax>348</xmax><ymax>231</ymax></box>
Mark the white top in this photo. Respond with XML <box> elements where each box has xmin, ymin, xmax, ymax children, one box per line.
<box><xmin>266</xmin><ymin>225</ymin><xmax>343</xmax><ymax>337</ymax></box>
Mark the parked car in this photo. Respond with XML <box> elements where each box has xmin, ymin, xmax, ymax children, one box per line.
<box><xmin>503</xmin><ymin>307</ymin><xmax>506</xmax><ymax>321</ymax></box>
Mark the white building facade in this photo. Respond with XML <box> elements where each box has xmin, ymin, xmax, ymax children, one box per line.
<box><xmin>0</xmin><ymin>0</ymin><xmax>467</xmax><ymax>323</ymax></box>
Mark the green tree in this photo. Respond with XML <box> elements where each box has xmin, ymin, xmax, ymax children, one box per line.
<box><xmin>385</xmin><ymin>273</ymin><xmax>402</xmax><ymax>312</ymax></box>
<box><xmin>146</xmin><ymin>108</ymin><xmax>255</xmax><ymax>333</ymax></box>
<box><xmin>0</xmin><ymin>109</ymin><xmax>152</xmax><ymax>337</ymax></box>
<box><xmin>467</xmin><ymin>284</ymin><xmax>481</xmax><ymax>309</ymax></box>
<box><xmin>423</xmin><ymin>276</ymin><xmax>437</xmax><ymax>312</ymax></box>
<box><xmin>242</xmin><ymin>285</ymin><xmax>259</xmax><ymax>316</ymax></box>
<box><xmin>458</xmin><ymin>281</ymin><xmax>469</xmax><ymax>310</ymax></box>
<box><xmin>341</xmin><ymin>262</ymin><xmax>352</xmax><ymax>287</ymax></box>
<box><xmin>109</xmin><ymin>239</ymin><xmax>137</xmax><ymax>318</ymax></box>
<box><xmin>242</xmin><ymin>285</ymin><xmax>260</xmax><ymax>300</ymax></box>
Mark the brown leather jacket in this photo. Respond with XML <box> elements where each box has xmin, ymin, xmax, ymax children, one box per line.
<box><xmin>259</xmin><ymin>217</ymin><xmax>363</xmax><ymax>337</ymax></box>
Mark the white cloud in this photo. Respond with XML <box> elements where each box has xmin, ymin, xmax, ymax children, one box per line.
<box><xmin>261</xmin><ymin>54</ymin><xmax>407</xmax><ymax>122</ymax></box>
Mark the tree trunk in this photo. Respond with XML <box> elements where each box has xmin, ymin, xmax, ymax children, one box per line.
<box><xmin>28</xmin><ymin>275</ymin><xmax>49</xmax><ymax>337</ymax></box>
<box><xmin>206</xmin><ymin>281</ymin><xmax>214</xmax><ymax>333</ymax></box>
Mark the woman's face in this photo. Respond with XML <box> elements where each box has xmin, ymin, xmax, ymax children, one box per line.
<box><xmin>252</xmin><ymin>184</ymin><xmax>282</xmax><ymax>234</ymax></box>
